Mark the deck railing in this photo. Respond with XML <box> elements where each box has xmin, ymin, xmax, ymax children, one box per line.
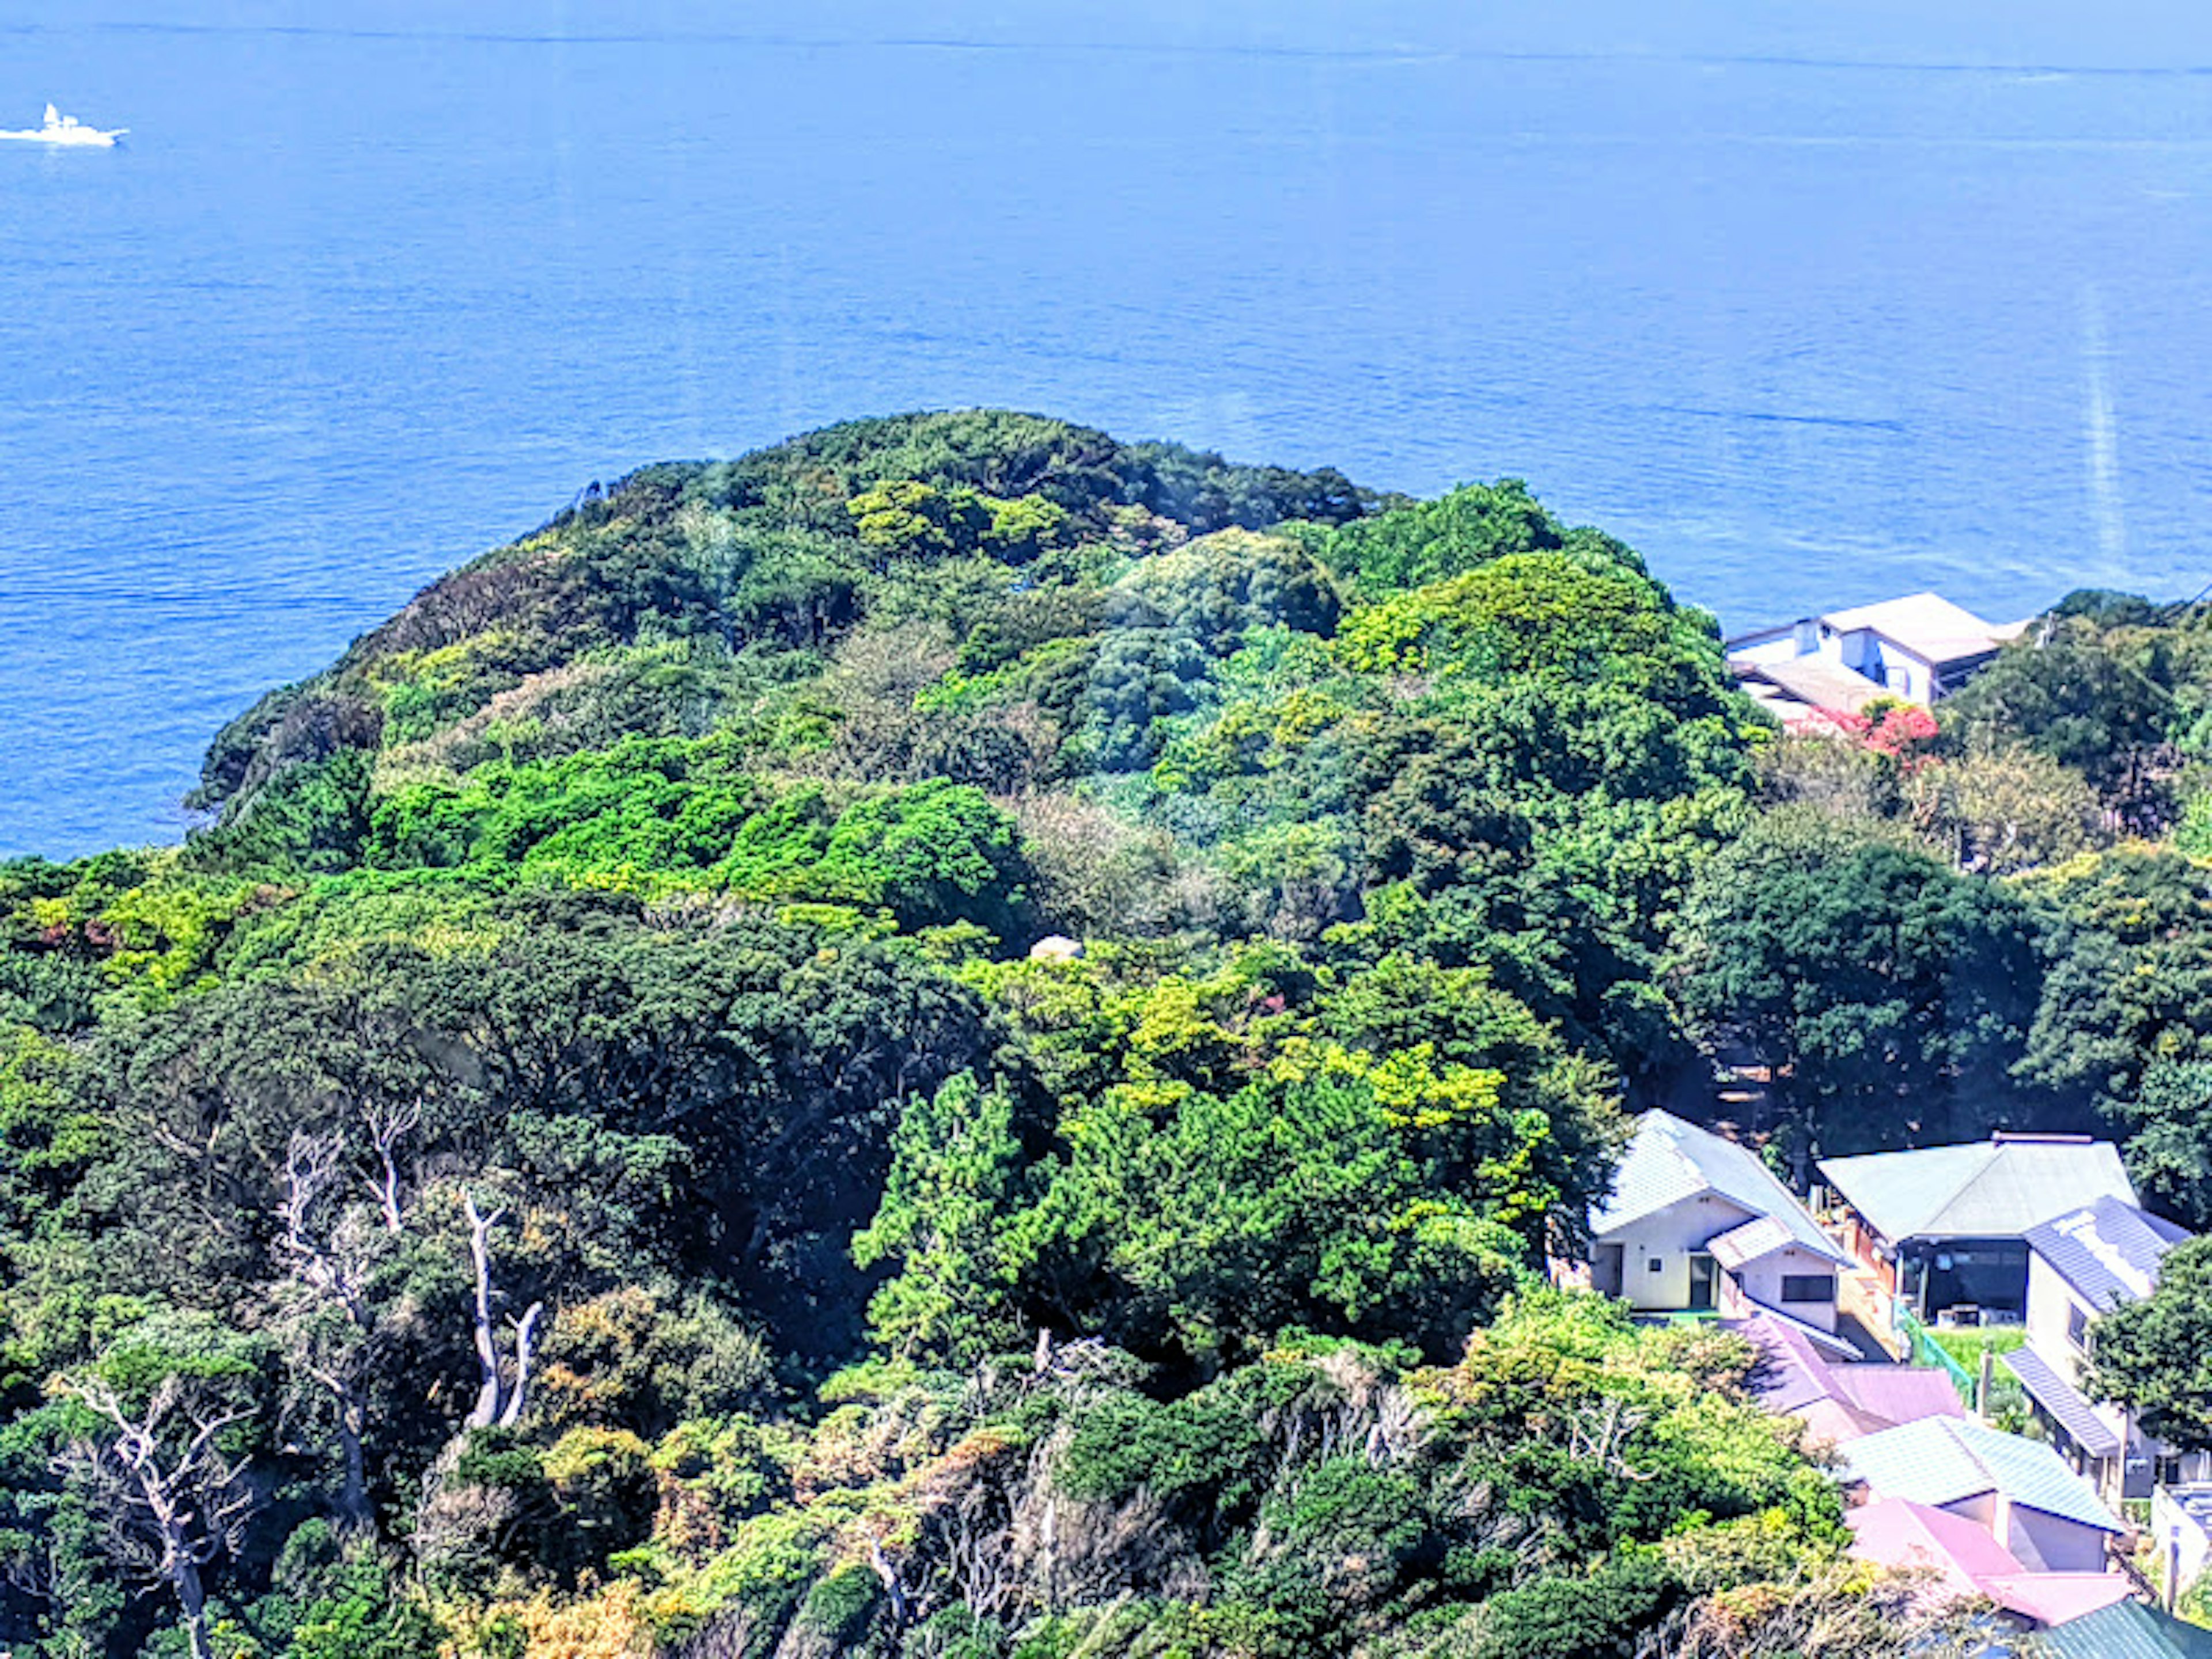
<box><xmin>1895</xmin><ymin>1305</ymin><xmax>1978</xmax><ymax>1404</ymax></box>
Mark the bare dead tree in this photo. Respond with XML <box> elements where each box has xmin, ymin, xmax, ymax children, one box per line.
<box><xmin>274</xmin><ymin>1129</ymin><xmax>390</xmax><ymax>1533</ymax></box>
<box><xmin>53</xmin><ymin>1372</ymin><xmax>257</xmax><ymax>1659</ymax></box>
<box><xmin>1565</xmin><ymin>1396</ymin><xmax>1655</xmax><ymax>1480</ymax></box>
<box><xmin>460</xmin><ymin>1190</ymin><xmax>543</xmax><ymax>1433</ymax></box>
<box><xmin>359</xmin><ymin>1097</ymin><xmax>422</xmax><ymax>1234</ymax></box>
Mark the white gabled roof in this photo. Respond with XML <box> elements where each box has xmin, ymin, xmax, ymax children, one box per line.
<box><xmin>1593</xmin><ymin>1111</ymin><xmax>1842</xmax><ymax>1263</ymax></box>
<box><xmin>1817</xmin><ymin>592</ymin><xmax>2021</xmax><ymax>665</ymax></box>
<box><xmin>1818</xmin><ymin>1135</ymin><xmax>2137</xmax><ymax>1244</ymax></box>
<box><xmin>1726</xmin><ymin>592</ymin><xmax>2025</xmax><ymax>670</ymax></box>
<box><xmin>1707</xmin><ymin>1212</ymin><xmax>1849</xmax><ymax>1271</ymax></box>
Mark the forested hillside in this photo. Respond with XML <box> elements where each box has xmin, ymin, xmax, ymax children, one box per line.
<box><xmin>6</xmin><ymin>410</ymin><xmax>2208</xmax><ymax>1658</ymax></box>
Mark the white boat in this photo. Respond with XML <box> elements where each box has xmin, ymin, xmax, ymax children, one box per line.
<box><xmin>0</xmin><ymin>104</ymin><xmax>127</xmax><ymax>147</ymax></box>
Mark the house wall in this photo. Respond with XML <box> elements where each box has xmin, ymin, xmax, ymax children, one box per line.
<box><xmin>2001</xmin><ymin>1505</ymin><xmax>2112</xmax><ymax>1575</ymax></box>
<box><xmin>1939</xmin><ymin>1491</ymin><xmax>1999</xmax><ymax>1533</ymax></box>
<box><xmin>1850</xmin><ymin>632</ymin><xmax>1936</xmax><ymax>702</ymax></box>
<box><xmin>2025</xmin><ymin>1254</ymin><xmax>2198</xmax><ymax>1501</ymax></box>
<box><xmin>1722</xmin><ymin>1244</ymin><xmax>1841</xmax><ymax>1335</ymax></box>
<box><xmin>2024</xmin><ymin>1255</ymin><xmax>2093</xmax><ymax>1388</ymax></box>
<box><xmin>2152</xmin><ymin>1485</ymin><xmax>2212</xmax><ymax>1590</ymax></box>
<box><xmin>1835</xmin><ymin>1209</ymin><xmax>1898</xmax><ymax>1294</ymax></box>
<box><xmin>1597</xmin><ymin>1194</ymin><xmax>1755</xmax><ymax>1313</ymax></box>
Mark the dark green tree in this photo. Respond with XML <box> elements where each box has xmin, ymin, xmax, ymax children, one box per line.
<box><xmin>2086</xmin><ymin>1235</ymin><xmax>2212</xmax><ymax>1452</ymax></box>
<box><xmin>1675</xmin><ymin>810</ymin><xmax>2046</xmax><ymax>1157</ymax></box>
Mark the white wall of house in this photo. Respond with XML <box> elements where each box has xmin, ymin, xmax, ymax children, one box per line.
<box><xmin>1938</xmin><ymin>1492</ymin><xmax>1999</xmax><ymax>1534</ymax></box>
<box><xmin>1841</xmin><ymin>631</ymin><xmax>1936</xmax><ymax>701</ymax></box>
<box><xmin>2153</xmin><ymin>1486</ymin><xmax>2212</xmax><ymax>1590</ymax></box>
<box><xmin>1727</xmin><ymin>624</ymin><xmax>1938</xmax><ymax>704</ymax></box>
<box><xmin>1720</xmin><ymin>1243</ymin><xmax>1842</xmax><ymax>1335</ymax></box>
<box><xmin>2025</xmin><ymin>1253</ymin><xmax>2207</xmax><ymax>1501</ymax></box>
<box><xmin>2000</xmin><ymin>1502</ymin><xmax>2112</xmax><ymax>1575</ymax></box>
<box><xmin>1596</xmin><ymin>1193</ymin><xmax>1755</xmax><ymax>1313</ymax></box>
<box><xmin>2025</xmin><ymin>1255</ymin><xmax>2094</xmax><ymax>1387</ymax></box>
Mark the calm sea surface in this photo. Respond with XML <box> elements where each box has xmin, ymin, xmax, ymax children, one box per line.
<box><xmin>7</xmin><ymin>1</ymin><xmax>2212</xmax><ymax>855</ymax></box>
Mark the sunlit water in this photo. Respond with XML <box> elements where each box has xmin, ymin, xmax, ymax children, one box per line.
<box><xmin>7</xmin><ymin>0</ymin><xmax>2212</xmax><ymax>854</ymax></box>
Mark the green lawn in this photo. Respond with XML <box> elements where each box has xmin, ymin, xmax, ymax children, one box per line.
<box><xmin>1926</xmin><ymin>1325</ymin><xmax>2026</xmax><ymax>1370</ymax></box>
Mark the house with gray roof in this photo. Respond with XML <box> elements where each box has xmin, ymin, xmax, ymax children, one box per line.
<box><xmin>1840</xmin><ymin>1415</ymin><xmax>2124</xmax><ymax>1574</ymax></box>
<box><xmin>2010</xmin><ymin>1196</ymin><xmax>2208</xmax><ymax>1506</ymax></box>
<box><xmin>1580</xmin><ymin>1109</ymin><xmax>1851</xmax><ymax>1343</ymax></box>
<box><xmin>1817</xmin><ymin>1134</ymin><xmax>2139</xmax><ymax>1324</ymax></box>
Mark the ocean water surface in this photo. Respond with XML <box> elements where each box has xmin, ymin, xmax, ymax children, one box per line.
<box><xmin>7</xmin><ymin>0</ymin><xmax>2212</xmax><ymax>854</ymax></box>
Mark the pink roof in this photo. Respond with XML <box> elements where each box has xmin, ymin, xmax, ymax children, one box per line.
<box><xmin>1830</xmin><ymin>1368</ymin><xmax>1965</xmax><ymax>1430</ymax></box>
<box><xmin>1790</xmin><ymin>1396</ymin><xmax>1868</xmax><ymax>1448</ymax></box>
<box><xmin>1979</xmin><ymin>1573</ymin><xmax>2134</xmax><ymax>1627</ymax></box>
<box><xmin>1735</xmin><ymin>1310</ymin><xmax>1963</xmax><ymax>1444</ymax></box>
<box><xmin>1848</xmin><ymin>1497</ymin><xmax>2024</xmax><ymax>1598</ymax></box>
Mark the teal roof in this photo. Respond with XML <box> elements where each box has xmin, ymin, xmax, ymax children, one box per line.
<box><xmin>1840</xmin><ymin>1416</ymin><xmax>2122</xmax><ymax>1533</ymax></box>
<box><xmin>1818</xmin><ymin>1137</ymin><xmax>2137</xmax><ymax>1244</ymax></box>
<box><xmin>1594</xmin><ymin>1111</ymin><xmax>1842</xmax><ymax>1262</ymax></box>
<box><xmin>2027</xmin><ymin>1600</ymin><xmax>2212</xmax><ymax>1658</ymax></box>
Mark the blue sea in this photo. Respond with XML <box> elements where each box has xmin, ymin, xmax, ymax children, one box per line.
<box><xmin>8</xmin><ymin>1</ymin><xmax>2212</xmax><ymax>856</ymax></box>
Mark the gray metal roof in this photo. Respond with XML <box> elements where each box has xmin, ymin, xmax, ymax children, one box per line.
<box><xmin>2025</xmin><ymin>1196</ymin><xmax>2192</xmax><ymax>1312</ymax></box>
<box><xmin>1739</xmin><ymin>655</ymin><xmax>1887</xmax><ymax>715</ymax></box>
<box><xmin>2026</xmin><ymin>1600</ymin><xmax>2212</xmax><ymax>1659</ymax></box>
<box><xmin>1707</xmin><ymin>1212</ymin><xmax>1850</xmax><ymax>1271</ymax></box>
<box><xmin>2005</xmin><ymin>1346</ymin><xmax>2124</xmax><ymax>1460</ymax></box>
<box><xmin>1818</xmin><ymin>1136</ymin><xmax>2138</xmax><ymax>1244</ymax></box>
<box><xmin>1593</xmin><ymin>1111</ymin><xmax>1844</xmax><ymax>1263</ymax></box>
<box><xmin>1840</xmin><ymin>1416</ymin><xmax>2122</xmax><ymax>1533</ymax></box>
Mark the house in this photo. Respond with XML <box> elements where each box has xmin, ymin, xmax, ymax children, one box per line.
<box><xmin>2023</xmin><ymin>1599</ymin><xmax>2212</xmax><ymax>1658</ymax></box>
<box><xmin>1737</xmin><ymin>1309</ymin><xmax>1963</xmax><ymax>1446</ymax></box>
<box><xmin>2006</xmin><ymin>1196</ymin><xmax>2209</xmax><ymax>1505</ymax></box>
<box><xmin>1840</xmin><ymin>1415</ymin><xmax>2125</xmax><ymax>1573</ymax></box>
<box><xmin>1817</xmin><ymin>1134</ymin><xmax>2139</xmax><ymax>1325</ymax></box>
<box><xmin>1727</xmin><ymin>591</ymin><xmax>2024</xmax><ymax>718</ymax></box>
<box><xmin>1846</xmin><ymin>1497</ymin><xmax>2132</xmax><ymax>1628</ymax></box>
<box><xmin>1582</xmin><ymin>1111</ymin><xmax>1851</xmax><ymax>1340</ymax></box>
<box><xmin>2152</xmin><ymin>1483</ymin><xmax>2212</xmax><ymax>1598</ymax></box>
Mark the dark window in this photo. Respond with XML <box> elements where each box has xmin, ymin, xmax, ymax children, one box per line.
<box><xmin>1648</xmin><ymin>1257</ymin><xmax>1665</xmax><ymax>1274</ymax></box>
<box><xmin>2067</xmin><ymin>1303</ymin><xmax>2090</xmax><ymax>1350</ymax></box>
<box><xmin>1781</xmin><ymin>1274</ymin><xmax>1836</xmax><ymax>1305</ymax></box>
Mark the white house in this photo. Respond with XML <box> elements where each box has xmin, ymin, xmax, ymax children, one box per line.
<box><xmin>2153</xmin><ymin>1483</ymin><xmax>2212</xmax><ymax>1596</ymax></box>
<box><xmin>2006</xmin><ymin>1195</ymin><xmax>2210</xmax><ymax>1505</ymax></box>
<box><xmin>1583</xmin><ymin>1110</ymin><xmax>1851</xmax><ymax>1344</ymax></box>
<box><xmin>1728</xmin><ymin>592</ymin><xmax>2023</xmax><ymax>723</ymax></box>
